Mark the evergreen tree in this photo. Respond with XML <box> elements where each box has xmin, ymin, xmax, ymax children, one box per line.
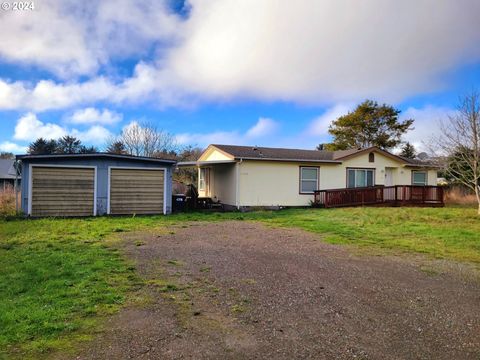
<box><xmin>400</xmin><ymin>142</ymin><xmax>416</xmax><ymax>159</ymax></box>
<box><xmin>106</xmin><ymin>140</ymin><xmax>127</xmax><ymax>154</ymax></box>
<box><xmin>28</xmin><ymin>138</ymin><xmax>57</xmax><ymax>155</ymax></box>
<box><xmin>328</xmin><ymin>100</ymin><xmax>414</xmax><ymax>150</ymax></box>
<box><xmin>56</xmin><ymin>136</ymin><xmax>82</xmax><ymax>154</ymax></box>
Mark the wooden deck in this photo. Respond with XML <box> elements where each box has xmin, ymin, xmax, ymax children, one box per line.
<box><xmin>314</xmin><ymin>185</ymin><xmax>444</xmax><ymax>208</ymax></box>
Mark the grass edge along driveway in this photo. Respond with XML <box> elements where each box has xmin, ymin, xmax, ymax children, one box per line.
<box><xmin>0</xmin><ymin>206</ymin><xmax>479</xmax><ymax>358</ymax></box>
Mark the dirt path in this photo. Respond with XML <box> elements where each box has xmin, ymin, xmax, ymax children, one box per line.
<box><xmin>75</xmin><ymin>221</ymin><xmax>480</xmax><ymax>360</ymax></box>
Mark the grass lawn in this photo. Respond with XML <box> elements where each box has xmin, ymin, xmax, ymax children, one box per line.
<box><xmin>0</xmin><ymin>206</ymin><xmax>479</xmax><ymax>358</ymax></box>
<box><xmin>243</xmin><ymin>206</ymin><xmax>480</xmax><ymax>263</ymax></box>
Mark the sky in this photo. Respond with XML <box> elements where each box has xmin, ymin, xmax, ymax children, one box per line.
<box><xmin>0</xmin><ymin>0</ymin><xmax>479</xmax><ymax>154</ymax></box>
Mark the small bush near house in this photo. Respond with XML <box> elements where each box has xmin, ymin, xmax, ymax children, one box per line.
<box><xmin>0</xmin><ymin>185</ymin><xmax>20</xmax><ymax>217</ymax></box>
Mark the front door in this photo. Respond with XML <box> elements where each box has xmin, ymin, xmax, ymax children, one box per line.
<box><xmin>385</xmin><ymin>168</ymin><xmax>394</xmax><ymax>186</ymax></box>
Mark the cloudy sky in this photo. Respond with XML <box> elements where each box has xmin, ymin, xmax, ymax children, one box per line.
<box><xmin>0</xmin><ymin>0</ymin><xmax>479</xmax><ymax>154</ymax></box>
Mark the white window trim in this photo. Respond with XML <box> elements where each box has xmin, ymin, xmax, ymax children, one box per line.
<box><xmin>28</xmin><ymin>164</ymin><xmax>98</xmax><ymax>216</ymax></box>
<box><xmin>107</xmin><ymin>166</ymin><xmax>167</xmax><ymax>215</ymax></box>
<box><xmin>412</xmin><ymin>170</ymin><xmax>428</xmax><ymax>186</ymax></box>
<box><xmin>347</xmin><ymin>168</ymin><xmax>375</xmax><ymax>188</ymax></box>
<box><xmin>300</xmin><ymin>166</ymin><xmax>319</xmax><ymax>194</ymax></box>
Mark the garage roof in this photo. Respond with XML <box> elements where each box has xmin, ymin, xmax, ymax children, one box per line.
<box><xmin>16</xmin><ymin>153</ymin><xmax>177</xmax><ymax>164</ymax></box>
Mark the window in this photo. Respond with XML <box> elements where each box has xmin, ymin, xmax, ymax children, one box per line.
<box><xmin>199</xmin><ymin>168</ymin><xmax>209</xmax><ymax>190</ymax></box>
<box><xmin>412</xmin><ymin>171</ymin><xmax>427</xmax><ymax>185</ymax></box>
<box><xmin>369</xmin><ymin>152</ymin><xmax>375</xmax><ymax>163</ymax></box>
<box><xmin>300</xmin><ymin>167</ymin><xmax>319</xmax><ymax>194</ymax></box>
<box><xmin>347</xmin><ymin>169</ymin><xmax>375</xmax><ymax>188</ymax></box>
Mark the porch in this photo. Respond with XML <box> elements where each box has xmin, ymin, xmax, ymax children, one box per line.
<box><xmin>314</xmin><ymin>185</ymin><xmax>444</xmax><ymax>208</ymax></box>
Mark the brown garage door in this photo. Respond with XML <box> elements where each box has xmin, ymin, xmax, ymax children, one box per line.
<box><xmin>109</xmin><ymin>168</ymin><xmax>164</xmax><ymax>215</ymax></box>
<box><xmin>31</xmin><ymin>166</ymin><xmax>95</xmax><ymax>217</ymax></box>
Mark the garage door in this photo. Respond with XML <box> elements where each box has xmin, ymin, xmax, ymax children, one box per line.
<box><xmin>31</xmin><ymin>166</ymin><xmax>95</xmax><ymax>217</ymax></box>
<box><xmin>109</xmin><ymin>168</ymin><xmax>164</xmax><ymax>215</ymax></box>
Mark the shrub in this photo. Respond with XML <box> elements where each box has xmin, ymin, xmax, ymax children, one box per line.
<box><xmin>0</xmin><ymin>185</ymin><xmax>20</xmax><ymax>217</ymax></box>
<box><xmin>444</xmin><ymin>186</ymin><xmax>477</xmax><ymax>206</ymax></box>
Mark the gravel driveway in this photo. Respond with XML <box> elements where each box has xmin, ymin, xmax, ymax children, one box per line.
<box><xmin>75</xmin><ymin>221</ymin><xmax>480</xmax><ymax>360</ymax></box>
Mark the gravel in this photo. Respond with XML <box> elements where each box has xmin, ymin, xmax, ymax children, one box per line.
<box><xmin>74</xmin><ymin>221</ymin><xmax>480</xmax><ymax>360</ymax></box>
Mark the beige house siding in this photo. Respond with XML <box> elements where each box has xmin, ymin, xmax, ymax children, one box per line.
<box><xmin>198</xmin><ymin>164</ymin><xmax>237</xmax><ymax>206</ymax></box>
<box><xmin>198</xmin><ymin>148</ymin><xmax>438</xmax><ymax>207</ymax></box>
<box><xmin>199</xmin><ymin>147</ymin><xmax>233</xmax><ymax>161</ymax></box>
<box><xmin>238</xmin><ymin>161</ymin><xmax>318</xmax><ymax>206</ymax></box>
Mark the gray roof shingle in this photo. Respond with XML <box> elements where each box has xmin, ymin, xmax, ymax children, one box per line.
<box><xmin>210</xmin><ymin>144</ymin><xmax>435</xmax><ymax>166</ymax></box>
<box><xmin>211</xmin><ymin>144</ymin><xmax>371</xmax><ymax>162</ymax></box>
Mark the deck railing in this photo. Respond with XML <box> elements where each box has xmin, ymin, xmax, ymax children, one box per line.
<box><xmin>314</xmin><ymin>185</ymin><xmax>444</xmax><ymax>208</ymax></box>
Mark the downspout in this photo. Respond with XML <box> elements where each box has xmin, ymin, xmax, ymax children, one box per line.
<box><xmin>14</xmin><ymin>159</ymin><xmax>19</xmax><ymax>214</ymax></box>
<box><xmin>236</xmin><ymin>158</ymin><xmax>242</xmax><ymax>210</ymax></box>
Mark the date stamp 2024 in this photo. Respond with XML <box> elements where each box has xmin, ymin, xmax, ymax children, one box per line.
<box><xmin>1</xmin><ymin>1</ymin><xmax>35</xmax><ymax>11</ymax></box>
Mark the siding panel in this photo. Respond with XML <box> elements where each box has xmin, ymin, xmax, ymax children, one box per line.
<box><xmin>31</xmin><ymin>167</ymin><xmax>95</xmax><ymax>216</ymax></box>
<box><xmin>110</xmin><ymin>168</ymin><xmax>164</xmax><ymax>215</ymax></box>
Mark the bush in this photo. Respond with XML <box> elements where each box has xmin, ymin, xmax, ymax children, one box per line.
<box><xmin>0</xmin><ymin>185</ymin><xmax>20</xmax><ymax>217</ymax></box>
<box><xmin>444</xmin><ymin>186</ymin><xmax>478</xmax><ymax>206</ymax></box>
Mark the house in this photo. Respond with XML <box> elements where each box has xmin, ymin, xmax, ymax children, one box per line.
<box><xmin>184</xmin><ymin>144</ymin><xmax>439</xmax><ymax>209</ymax></box>
<box><xmin>17</xmin><ymin>153</ymin><xmax>175</xmax><ymax>217</ymax></box>
<box><xmin>0</xmin><ymin>159</ymin><xmax>20</xmax><ymax>191</ymax></box>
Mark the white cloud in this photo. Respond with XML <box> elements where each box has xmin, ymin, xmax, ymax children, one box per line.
<box><xmin>69</xmin><ymin>107</ymin><xmax>122</xmax><ymax>125</ymax></box>
<box><xmin>306</xmin><ymin>103</ymin><xmax>354</xmax><ymax>136</ymax></box>
<box><xmin>14</xmin><ymin>113</ymin><xmax>66</xmax><ymax>141</ymax></box>
<box><xmin>72</xmin><ymin>125</ymin><xmax>113</xmax><ymax>145</ymax></box>
<box><xmin>401</xmin><ymin>105</ymin><xmax>454</xmax><ymax>152</ymax></box>
<box><xmin>177</xmin><ymin>117</ymin><xmax>279</xmax><ymax>147</ymax></box>
<box><xmin>0</xmin><ymin>63</ymin><xmax>185</xmax><ymax>112</ymax></box>
<box><xmin>1</xmin><ymin>1</ymin><xmax>480</xmax><ymax>110</ymax></box>
<box><xmin>167</xmin><ymin>0</ymin><xmax>480</xmax><ymax>104</ymax></box>
<box><xmin>12</xmin><ymin>113</ymin><xmax>112</xmax><ymax>145</ymax></box>
<box><xmin>0</xmin><ymin>0</ymin><xmax>180</xmax><ymax>78</ymax></box>
<box><xmin>245</xmin><ymin>118</ymin><xmax>278</xmax><ymax>138</ymax></box>
<box><xmin>0</xmin><ymin>141</ymin><xmax>27</xmax><ymax>154</ymax></box>
<box><xmin>0</xmin><ymin>1</ymin><xmax>97</xmax><ymax>78</ymax></box>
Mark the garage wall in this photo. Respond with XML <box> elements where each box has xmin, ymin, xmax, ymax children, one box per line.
<box><xmin>21</xmin><ymin>158</ymin><xmax>174</xmax><ymax>215</ymax></box>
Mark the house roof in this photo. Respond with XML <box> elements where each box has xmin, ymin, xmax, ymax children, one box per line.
<box><xmin>16</xmin><ymin>153</ymin><xmax>177</xmax><ymax>164</ymax></box>
<box><xmin>206</xmin><ymin>144</ymin><xmax>438</xmax><ymax>167</ymax></box>
<box><xmin>209</xmin><ymin>144</ymin><xmax>342</xmax><ymax>163</ymax></box>
<box><xmin>0</xmin><ymin>159</ymin><xmax>20</xmax><ymax>179</ymax></box>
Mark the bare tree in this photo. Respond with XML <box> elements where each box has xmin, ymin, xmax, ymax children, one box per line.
<box><xmin>109</xmin><ymin>122</ymin><xmax>178</xmax><ymax>157</ymax></box>
<box><xmin>437</xmin><ymin>90</ymin><xmax>480</xmax><ymax>214</ymax></box>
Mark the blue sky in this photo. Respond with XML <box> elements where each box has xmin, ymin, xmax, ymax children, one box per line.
<box><xmin>0</xmin><ymin>0</ymin><xmax>479</xmax><ymax>154</ymax></box>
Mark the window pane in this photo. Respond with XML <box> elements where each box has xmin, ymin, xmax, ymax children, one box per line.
<box><xmin>356</xmin><ymin>170</ymin><xmax>366</xmax><ymax>187</ymax></box>
<box><xmin>302</xmin><ymin>168</ymin><xmax>318</xmax><ymax>180</ymax></box>
<box><xmin>348</xmin><ymin>169</ymin><xmax>356</xmax><ymax>188</ymax></box>
<box><xmin>366</xmin><ymin>170</ymin><xmax>374</xmax><ymax>187</ymax></box>
<box><xmin>199</xmin><ymin>168</ymin><xmax>206</xmax><ymax>190</ymax></box>
<box><xmin>301</xmin><ymin>180</ymin><xmax>317</xmax><ymax>193</ymax></box>
<box><xmin>413</xmin><ymin>172</ymin><xmax>426</xmax><ymax>185</ymax></box>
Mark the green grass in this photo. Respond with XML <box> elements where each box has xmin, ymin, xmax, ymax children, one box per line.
<box><xmin>242</xmin><ymin>207</ymin><xmax>480</xmax><ymax>263</ymax></box>
<box><xmin>0</xmin><ymin>206</ymin><xmax>479</xmax><ymax>358</ymax></box>
<box><xmin>0</xmin><ymin>216</ymin><xmax>171</xmax><ymax>358</ymax></box>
